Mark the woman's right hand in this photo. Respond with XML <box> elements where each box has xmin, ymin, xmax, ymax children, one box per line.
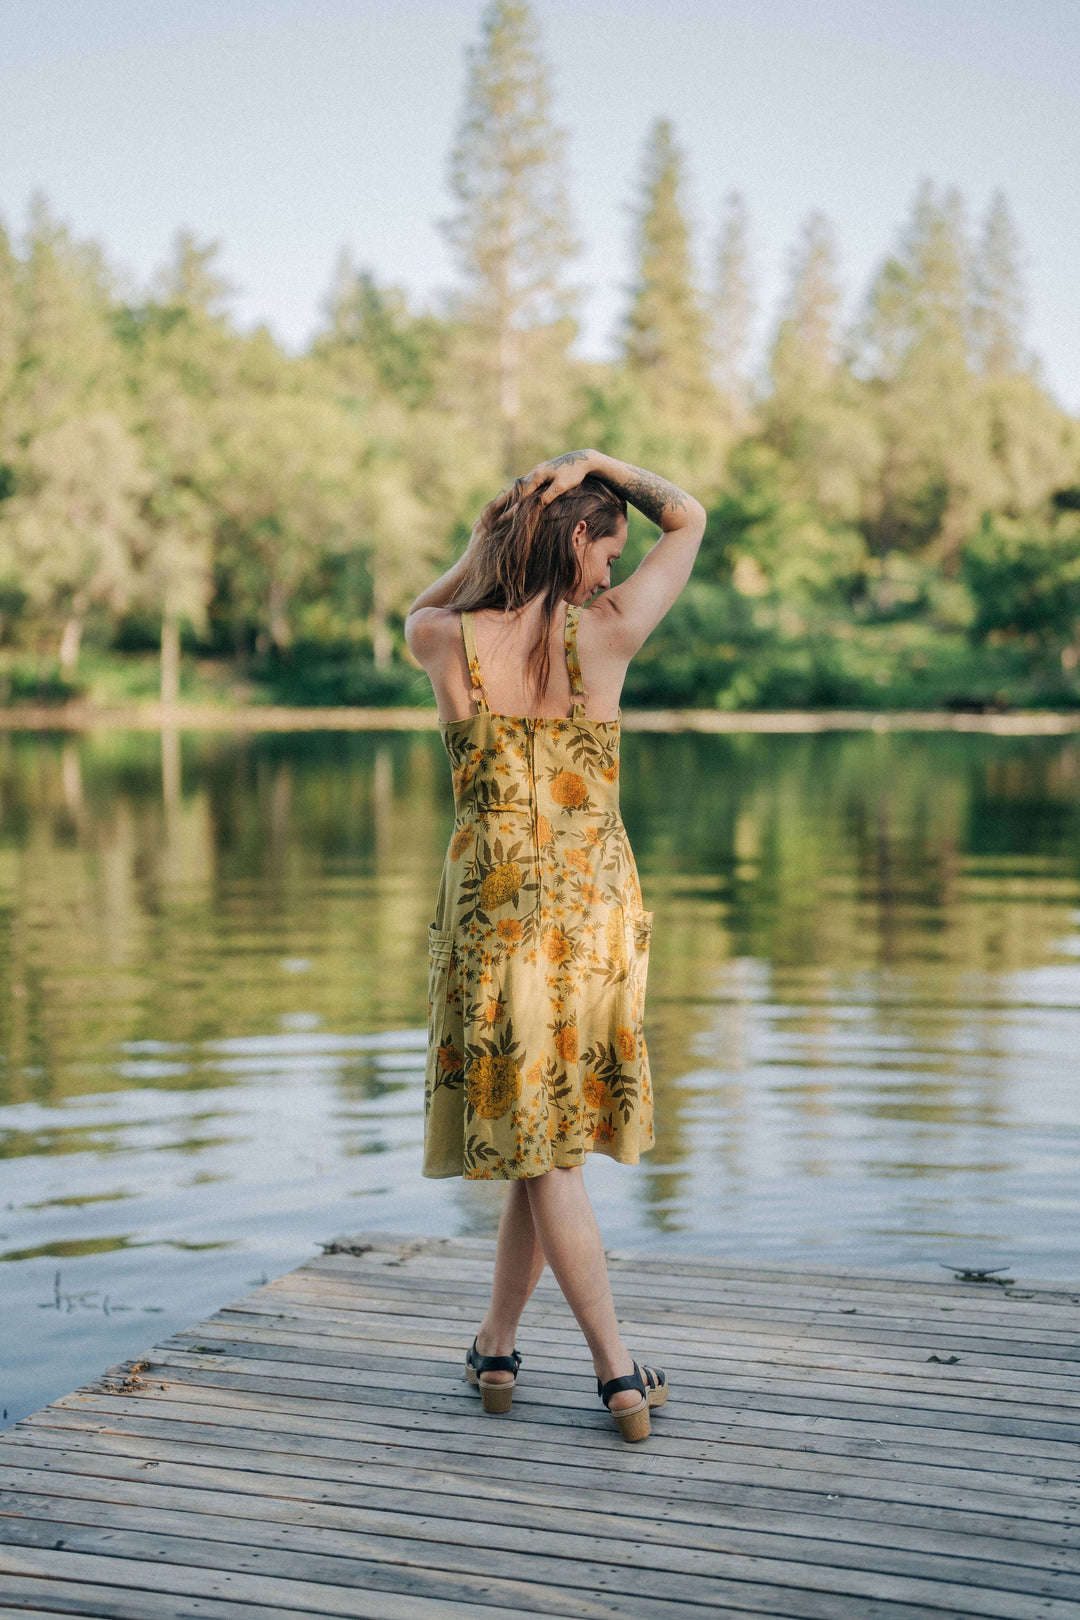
<box><xmin>518</xmin><ymin>449</ymin><xmax>596</xmax><ymax>506</ymax></box>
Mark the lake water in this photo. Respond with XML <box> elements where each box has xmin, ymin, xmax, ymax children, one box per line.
<box><xmin>2</xmin><ymin>724</ymin><xmax>1079</xmax><ymax>1429</ymax></box>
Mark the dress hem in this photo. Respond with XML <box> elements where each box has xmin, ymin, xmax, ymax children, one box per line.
<box><xmin>422</xmin><ymin>1137</ymin><xmax>655</xmax><ymax>1181</ymax></box>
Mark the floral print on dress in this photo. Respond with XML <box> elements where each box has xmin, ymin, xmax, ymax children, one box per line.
<box><xmin>422</xmin><ymin>604</ymin><xmax>655</xmax><ymax>1180</ymax></box>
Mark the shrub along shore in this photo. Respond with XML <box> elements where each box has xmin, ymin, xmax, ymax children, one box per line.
<box><xmin>1</xmin><ymin>700</ymin><xmax>1078</xmax><ymax>736</ymax></box>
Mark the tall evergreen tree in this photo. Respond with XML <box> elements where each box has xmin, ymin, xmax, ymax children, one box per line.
<box><xmin>859</xmin><ymin>179</ymin><xmax>971</xmax><ymax>381</ymax></box>
<box><xmin>972</xmin><ymin>190</ymin><xmax>1026</xmax><ymax>379</ymax></box>
<box><xmin>622</xmin><ymin>119</ymin><xmax>720</xmax><ymax>478</ymax></box>
<box><xmin>855</xmin><ymin>181</ymin><xmax>989</xmax><ymax>564</ymax></box>
<box><xmin>763</xmin><ymin>212</ymin><xmax>880</xmax><ymax>527</ymax></box>
<box><xmin>711</xmin><ymin>190</ymin><xmax>755</xmax><ymax>418</ymax></box>
<box><xmin>319</xmin><ymin>252</ymin><xmax>441</xmax><ymax>409</ymax></box>
<box><xmin>770</xmin><ymin>211</ymin><xmax>843</xmax><ymax>396</ymax></box>
<box><xmin>12</xmin><ymin>196</ymin><xmax>125</xmax><ymax>433</ymax></box>
<box><xmin>0</xmin><ymin>221</ymin><xmax>18</xmax><ymax>429</ymax></box>
<box><xmin>443</xmin><ymin>0</ymin><xmax>577</xmax><ymax>473</ymax></box>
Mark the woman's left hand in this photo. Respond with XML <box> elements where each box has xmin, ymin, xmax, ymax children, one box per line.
<box><xmin>518</xmin><ymin>449</ymin><xmax>595</xmax><ymax>506</ymax></box>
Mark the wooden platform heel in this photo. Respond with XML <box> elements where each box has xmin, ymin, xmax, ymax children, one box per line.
<box><xmin>597</xmin><ymin>1360</ymin><xmax>668</xmax><ymax>1441</ymax></box>
<box><xmin>465</xmin><ymin>1337</ymin><xmax>522</xmax><ymax>1414</ymax></box>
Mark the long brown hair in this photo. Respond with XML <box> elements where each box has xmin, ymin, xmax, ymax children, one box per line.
<box><xmin>449</xmin><ymin>473</ymin><xmax>627</xmax><ymax>702</ymax></box>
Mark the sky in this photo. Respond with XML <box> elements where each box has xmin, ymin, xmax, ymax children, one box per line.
<box><xmin>3</xmin><ymin>0</ymin><xmax>1079</xmax><ymax>410</ymax></box>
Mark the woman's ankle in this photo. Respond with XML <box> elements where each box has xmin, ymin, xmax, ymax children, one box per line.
<box><xmin>593</xmin><ymin>1347</ymin><xmax>636</xmax><ymax>1386</ymax></box>
<box><xmin>475</xmin><ymin>1319</ymin><xmax>517</xmax><ymax>1357</ymax></box>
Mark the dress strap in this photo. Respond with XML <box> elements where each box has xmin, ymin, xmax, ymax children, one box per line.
<box><xmin>564</xmin><ymin>604</ymin><xmax>588</xmax><ymax>717</ymax></box>
<box><xmin>460</xmin><ymin>612</ymin><xmax>488</xmax><ymax>713</ymax></box>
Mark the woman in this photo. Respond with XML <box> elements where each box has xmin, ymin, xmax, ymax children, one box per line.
<box><xmin>405</xmin><ymin>447</ymin><xmax>706</xmax><ymax>1441</ymax></box>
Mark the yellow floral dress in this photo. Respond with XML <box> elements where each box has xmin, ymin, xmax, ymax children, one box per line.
<box><xmin>423</xmin><ymin>604</ymin><xmax>655</xmax><ymax>1179</ymax></box>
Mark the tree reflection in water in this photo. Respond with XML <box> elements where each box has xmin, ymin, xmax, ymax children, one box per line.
<box><xmin>2</xmin><ymin>726</ymin><xmax>1080</xmax><ymax>1426</ymax></box>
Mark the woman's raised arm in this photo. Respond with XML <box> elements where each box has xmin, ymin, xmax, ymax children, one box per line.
<box><xmin>522</xmin><ymin>449</ymin><xmax>707</xmax><ymax>651</ymax></box>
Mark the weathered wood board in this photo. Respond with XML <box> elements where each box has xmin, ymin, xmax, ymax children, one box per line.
<box><xmin>1</xmin><ymin>1233</ymin><xmax>1078</xmax><ymax>1618</ymax></box>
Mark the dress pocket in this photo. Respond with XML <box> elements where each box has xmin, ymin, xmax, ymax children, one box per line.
<box><xmin>629</xmin><ymin>909</ymin><xmax>654</xmax><ymax>951</ymax></box>
<box><xmin>427</xmin><ymin>924</ymin><xmax>455</xmax><ymax>1034</ymax></box>
<box><xmin>627</xmin><ymin>908</ymin><xmax>654</xmax><ymax>1012</ymax></box>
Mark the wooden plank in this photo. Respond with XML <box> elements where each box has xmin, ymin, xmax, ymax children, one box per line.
<box><xmin>268</xmin><ymin>1272</ymin><xmax>1080</xmax><ymax>1367</ymax></box>
<box><xmin>8</xmin><ymin>1428</ymin><xmax>1078</xmax><ymax>1557</ymax></box>
<box><xmin>151</xmin><ymin>1331</ymin><xmax>1080</xmax><ymax>1441</ymax></box>
<box><xmin>3</xmin><ymin>1466</ymin><xmax>1079</xmax><ymax>1604</ymax></box>
<box><xmin>320</xmin><ymin>1234</ymin><xmax>1074</xmax><ymax>1298</ymax></box>
<box><xmin>18</xmin><ymin>1404</ymin><xmax>1080</xmax><ymax>1525</ymax></box>
<box><xmin>4</xmin><ymin>1445</ymin><xmax>1075</xmax><ymax>1568</ymax></box>
<box><xmin>250</xmin><ymin>1274</ymin><xmax>1080</xmax><ymax>1355</ymax></box>
<box><xmin>159</xmin><ymin>1324</ymin><xmax>1080</xmax><ymax>1429</ymax></box>
<box><xmin>3</xmin><ymin>1239</ymin><xmax>1077</xmax><ymax>1620</ymax></box>
<box><xmin>8</xmin><ymin>1432</ymin><xmax>1080</xmax><ymax>1555</ymax></box>
<box><xmin>0</xmin><ymin>1588</ymin><xmax>345</xmax><ymax>1620</ymax></box>
<box><xmin>4</xmin><ymin>1518</ymin><xmax>1075</xmax><ymax>1620</ymax></box>
<box><xmin>310</xmin><ymin>1244</ymin><xmax>1080</xmax><ymax>1321</ymax></box>
<box><xmin>125</xmin><ymin>1351</ymin><xmax>1080</xmax><ymax>1473</ymax></box>
<box><xmin>235</xmin><ymin>1273</ymin><xmax>1080</xmax><ymax>1349</ymax></box>
<box><xmin>297</xmin><ymin>1254</ymin><xmax>1080</xmax><ymax>1336</ymax></box>
<box><xmin>270</xmin><ymin>1249</ymin><xmax>1080</xmax><ymax>1320</ymax></box>
<box><xmin>0</xmin><ymin>1549</ymin><xmax>570</xmax><ymax>1620</ymax></box>
<box><xmin>205</xmin><ymin>1300</ymin><xmax>1080</xmax><ymax>1407</ymax></box>
<box><xmin>38</xmin><ymin>1382</ymin><xmax>1080</xmax><ymax>1500</ymax></box>
<box><xmin>0</xmin><ymin>1573</ymin><xmax>750</xmax><ymax>1620</ymax></box>
<box><xmin>306</xmin><ymin>1246</ymin><xmax>1080</xmax><ymax>1325</ymax></box>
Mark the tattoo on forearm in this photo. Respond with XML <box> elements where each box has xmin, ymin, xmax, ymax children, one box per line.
<box><xmin>609</xmin><ymin>464</ymin><xmax>689</xmax><ymax>526</ymax></box>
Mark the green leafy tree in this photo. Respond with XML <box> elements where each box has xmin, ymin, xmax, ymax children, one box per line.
<box><xmin>962</xmin><ymin>509</ymin><xmax>1080</xmax><ymax>658</ymax></box>
<box><xmin>115</xmin><ymin>232</ymin><xmax>239</xmax><ymax>695</ymax></box>
<box><xmin>0</xmin><ymin>413</ymin><xmax>146</xmax><ymax>672</ymax></box>
<box><xmin>0</xmin><ymin>203</ymin><xmax>141</xmax><ymax>670</ymax></box>
<box><xmin>208</xmin><ymin>387</ymin><xmax>359</xmax><ymax>659</ymax></box>
<box><xmin>443</xmin><ymin>0</ymin><xmax>577</xmax><ymax>472</ymax></box>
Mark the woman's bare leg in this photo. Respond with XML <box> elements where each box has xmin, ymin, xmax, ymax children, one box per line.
<box><xmin>474</xmin><ymin>1177</ymin><xmax>546</xmax><ymax>1382</ymax></box>
<box><xmin>525</xmin><ymin>1165</ymin><xmax>640</xmax><ymax>1410</ymax></box>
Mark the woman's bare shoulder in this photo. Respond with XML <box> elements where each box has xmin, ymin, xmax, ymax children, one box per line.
<box><xmin>577</xmin><ymin>591</ymin><xmax>632</xmax><ymax>653</ymax></box>
<box><xmin>404</xmin><ymin>606</ymin><xmax>460</xmax><ymax>663</ymax></box>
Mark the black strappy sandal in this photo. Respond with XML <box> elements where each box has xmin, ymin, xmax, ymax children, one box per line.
<box><xmin>597</xmin><ymin>1359</ymin><xmax>669</xmax><ymax>1441</ymax></box>
<box><xmin>465</xmin><ymin>1337</ymin><xmax>523</xmax><ymax>1414</ymax></box>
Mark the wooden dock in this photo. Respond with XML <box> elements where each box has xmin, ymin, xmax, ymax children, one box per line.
<box><xmin>0</xmin><ymin>1233</ymin><xmax>1078</xmax><ymax>1619</ymax></box>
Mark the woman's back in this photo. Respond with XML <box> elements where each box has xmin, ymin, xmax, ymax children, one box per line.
<box><xmin>427</xmin><ymin>598</ymin><xmax>624</xmax><ymax>724</ymax></box>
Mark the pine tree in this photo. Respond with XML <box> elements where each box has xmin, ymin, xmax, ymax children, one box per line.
<box><xmin>762</xmin><ymin>212</ymin><xmax>880</xmax><ymax>527</ymax></box>
<box><xmin>319</xmin><ymin>252</ymin><xmax>441</xmax><ymax>409</ymax></box>
<box><xmin>770</xmin><ymin>211</ymin><xmax>842</xmax><ymax>396</ymax></box>
<box><xmin>854</xmin><ymin>181</ymin><xmax>990</xmax><ymax>565</ymax></box>
<box><xmin>443</xmin><ymin>0</ymin><xmax>577</xmax><ymax>473</ymax></box>
<box><xmin>859</xmin><ymin>179</ymin><xmax>971</xmax><ymax>382</ymax></box>
<box><xmin>13</xmin><ymin>195</ymin><xmax>125</xmax><ymax>433</ymax></box>
<box><xmin>711</xmin><ymin>191</ymin><xmax>755</xmax><ymax>418</ymax></box>
<box><xmin>0</xmin><ymin>220</ymin><xmax>18</xmax><ymax>429</ymax></box>
<box><xmin>622</xmin><ymin>119</ymin><xmax>719</xmax><ymax>478</ymax></box>
<box><xmin>972</xmin><ymin>190</ymin><xmax>1026</xmax><ymax>379</ymax></box>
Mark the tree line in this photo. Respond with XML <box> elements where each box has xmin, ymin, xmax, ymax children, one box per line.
<box><xmin>1</xmin><ymin>0</ymin><xmax>1077</xmax><ymax>710</ymax></box>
